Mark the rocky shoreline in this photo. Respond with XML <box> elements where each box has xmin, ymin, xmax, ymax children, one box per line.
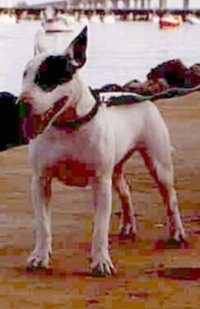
<box><xmin>95</xmin><ymin>59</ymin><xmax>200</xmax><ymax>96</ymax></box>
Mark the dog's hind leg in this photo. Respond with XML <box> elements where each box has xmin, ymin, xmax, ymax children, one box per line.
<box><xmin>27</xmin><ymin>172</ymin><xmax>52</xmax><ymax>270</ymax></box>
<box><xmin>139</xmin><ymin>147</ymin><xmax>186</xmax><ymax>243</ymax></box>
<box><xmin>91</xmin><ymin>177</ymin><xmax>116</xmax><ymax>276</ymax></box>
<box><xmin>112</xmin><ymin>165</ymin><xmax>137</xmax><ymax>240</ymax></box>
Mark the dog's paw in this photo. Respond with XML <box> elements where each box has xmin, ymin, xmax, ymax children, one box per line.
<box><xmin>91</xmin><ymin>263</ymin><xmax>116</xmax><ymax>277</ymax></box>
<box><xmin>165</xmin><ymin>236</ymin><xmax>188</xmax><ymax>248</ymax></box>
<box><xmin>91</xmin><ymin>265</ymin><xmax>116</xmax><ymax>277</ymax></box>
<box><xmin>91</xmin><ymin>255</ymin><xmax>116</xmax><ymax>277</ymax></box>
<box><xmin>26</xmin><ymin>250</ymin><xmax>51</xmax><ymax>271</ymax></box>
<box><xmin>26</xmin><ymin>257</ymin><xmax>47</xmax><ymax>271</ymax></box>
<box><xmin>118</xmin><ymin>224</ymin><xmax>136</xmax><ymax>241</ymax></box>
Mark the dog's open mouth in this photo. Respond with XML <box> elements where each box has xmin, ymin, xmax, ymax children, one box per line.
<box><xmin>19</xmin><ymin>96</ymin><xmax>68</xmax><ymax>140</ymax></box>
<box><xmin>19</xmin><ymin>91</ymin><xmax>100</xmax><ymax>141</ymax></box>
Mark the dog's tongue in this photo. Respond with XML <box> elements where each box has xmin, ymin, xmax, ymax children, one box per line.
<box><xmin>19</xmin><ymin>96</ymin><xmax>68</xmax><ymax>140</ymax></box>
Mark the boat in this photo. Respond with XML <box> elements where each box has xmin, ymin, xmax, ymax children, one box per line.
<box><xmin>159</xmin><ymin>14</ymin><xmax>182</xmax><ymax>29</ymax></box>
<box><xmin>90</xmin><ymin>13</ymin><xmax>101</xmax><ymax>23</ymax></box>
<box><xmin>57</xmin><ymin>13</ymin><xmax>77</xmax><ymax>25</ymax></box>
<box><xmin>42</xmin><ymin>18</ymin><xmax>74</xmax><ymax>33</ymax></box>
<box><xmin>186</xmin><ymin>14</ymin><xmax>200</xmax><ymax>25</ymax></box>
<box><xmin>0</xmin><ymin>13</ymin><xmax>16</xmax><ymax>24</ymax></box>
<box><xmin>103</xmin><ymin>13</ymin><xmax>116</xmax><ymax>24</ymax></box>
<box><xmin>41</xmin><ymin>6</ymin><xmax>74</xmax><ymax>33</ymax></box>
<box><xmin>78</xmin><ymin>14</ymin><xmax>89</xmax><ymax>25</ymax></box>
<box><xmin>150</xmin><ymin>13</ymin><xmax>160</xmax><ymax>23</ymax></box>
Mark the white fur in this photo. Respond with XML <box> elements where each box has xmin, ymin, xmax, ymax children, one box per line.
<box><xmin>18</xmin><ymin>29</ymin><xmax>185</xmax><ymax>275</ymax></box>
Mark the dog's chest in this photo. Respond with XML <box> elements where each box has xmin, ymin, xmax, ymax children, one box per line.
<box><xmin>29</xmin><ymin>130</ymin><xmax>101</xmax><ymax>187</ymax></box>
<box><xmin>52</xmin><ymin>159</ymin><xmax>95</xmax><ymax>187</ymax></box>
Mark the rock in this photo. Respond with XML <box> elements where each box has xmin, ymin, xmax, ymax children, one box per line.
<box><xmin>94</xmin><ymin>83</ymin><xmax>124</xmax><ymax>93</ymax></box>
<box><xmin>147</xmin><ymin>59</ymin><xmax>200</xmax><ymax>88</ymax></box>
<box><xmin>124</xmin><ymin>78</ymin><xmax>169</xmax><ymax>95</ymax></box>
<box><xmin>123</xmin><ymin>79</ymin><xmax>142</xmax><ymax>92</ymax></box>
<box><xmin>0</xmin><ymin>92</ymin><xmax>27</xmax><ymax>151</ymax></box>
<box><xmin>97</xmin><ymin>59</ymin><xmax>200</xmax><ymax>98</ymax></box>
<box><xmin>189</xmin><ymin>63</ymin><xmax>200</xmax><ymax>76</ymax></box>
<box><xmin>137</xmin><ymin>78</ymin><xmax>168</xmax><ymax>95</ymax></box>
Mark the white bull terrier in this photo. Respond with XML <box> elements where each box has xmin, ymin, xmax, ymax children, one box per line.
<box><xmin>18</xmin><ymin>26</ymin><xmax>186</xmax><ymax>276</ymax></box>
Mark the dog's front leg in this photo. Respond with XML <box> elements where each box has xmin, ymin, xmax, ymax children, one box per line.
<box><xmin>27</xmin><ymin>172</ymin><xmax>52</xmax><ymax>270</ymax></box>
<box><xmin>91</xmin><ymin>177</ymin><xmax>115</xmax><ymax>276</ymax></box>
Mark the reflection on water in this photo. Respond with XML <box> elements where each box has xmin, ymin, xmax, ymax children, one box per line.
<box><xmin>0</xmin><ymin>20</ymin><xmax>199</xmax><ymax>95</ymax></box>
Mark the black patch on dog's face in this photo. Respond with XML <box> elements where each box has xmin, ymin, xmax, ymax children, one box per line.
<box><xmin>34</xmin><ymin>55</ymin><xmax>75</xmax><ymax>91</ymax></box>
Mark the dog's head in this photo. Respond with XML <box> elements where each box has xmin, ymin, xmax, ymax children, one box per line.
<box><xmin>18</xmin><ymin>26</ymin><xmax>88</xmax><ymax>139</ymax></box>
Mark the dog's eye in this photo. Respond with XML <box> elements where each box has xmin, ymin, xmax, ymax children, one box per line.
<box><xmin>34</xmin><ymin>56</ymin><xmax>75</xmax><ymax>92</ymax></box>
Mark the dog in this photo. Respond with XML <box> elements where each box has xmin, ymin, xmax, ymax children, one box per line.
<box><xmin>18</xmin><ymin>26</ymin><xmax>186</xmax><ymax>276</ymax></box>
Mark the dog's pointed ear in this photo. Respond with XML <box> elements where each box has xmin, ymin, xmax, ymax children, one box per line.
<box><xmin>65</xmin><ymin>26</ymin><xmax>88</xmax><ymax>68</ymax></box>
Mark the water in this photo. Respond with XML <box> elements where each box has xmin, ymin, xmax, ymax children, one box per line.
<box><xmin>0</xmin><ymin>20</ymin><xmax>199</xmax><ymax>95</ymax></box>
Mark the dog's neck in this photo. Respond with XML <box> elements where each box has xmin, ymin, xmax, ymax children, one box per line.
<box><xmin>43</xmin><ymin>74</ymin><xmax>97</xmax><ymax>131</ymax></box>
<box><xmin>72</xmin><ymin>74</ymin><xmax>96</xmax><ymax>117</ymax></box>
